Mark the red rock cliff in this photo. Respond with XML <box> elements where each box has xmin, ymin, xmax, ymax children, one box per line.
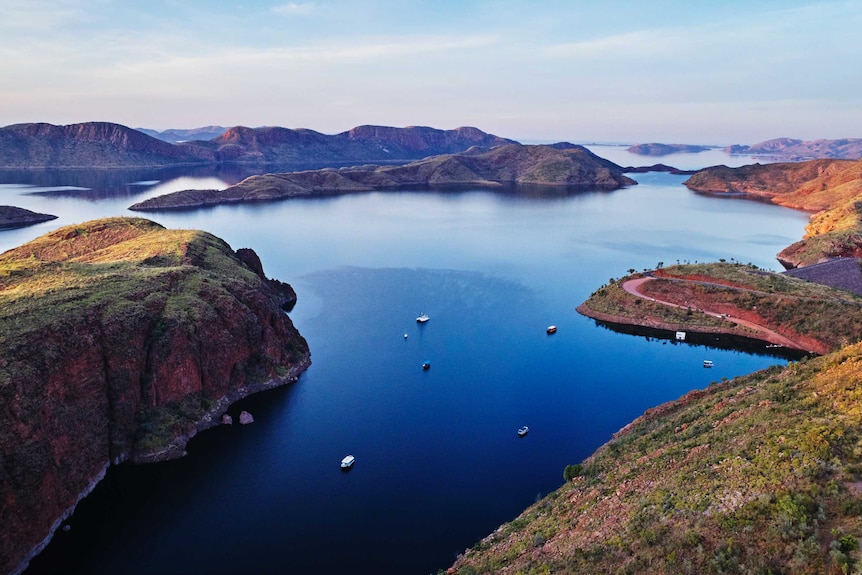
<box><xmin>0</xmin><ymin>218</ymin><xmax>310</xmax><ymax>575</ymax></box>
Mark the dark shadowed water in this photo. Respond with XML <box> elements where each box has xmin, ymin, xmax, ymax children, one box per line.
<box><xmin>1</xmin><ymin>146</ymin><xmax>811</xmax><ymax>574</ymax></box>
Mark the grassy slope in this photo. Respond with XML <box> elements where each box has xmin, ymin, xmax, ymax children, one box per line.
<box><xmin>451</xmin><ymin>342</ymin><xmax>862</xmax><ymax>574</ymax></box>
<box><xmin>0</xmin><ymin>217</ymin><xmax>305</xmax><ymax>453</ymax></box>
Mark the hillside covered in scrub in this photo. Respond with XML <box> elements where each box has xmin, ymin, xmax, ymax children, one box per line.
<box><xmin>449</xmin><ymin>341</ymin><xmax>862</xmax><ymax>574</ymax></box>
<box><xmin>0</xmin><ymin>218</ymin><xmax>309</xmax><ymax>575</ymax></box>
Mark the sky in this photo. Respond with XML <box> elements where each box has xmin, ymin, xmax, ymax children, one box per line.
<box><xmin>1</xmin><ymin>0</ymin><xmax>860</xmax><ymax>144</ymax></box>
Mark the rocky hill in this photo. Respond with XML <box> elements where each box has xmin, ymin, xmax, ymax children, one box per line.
<box><xmin>684</xmin><ymin>159</ymin><xmax>862</xmax><ymax>267</ymax></box>
<box><xmin>128</xmin><ymin>144</ymin><xmax>635</xmax><ymax>211</ymax></box>
<box><xmin>0</xmin><ymin>122</ymin><xmax>217</xmax><ymax>168</ymax></box>
<box><xmin>450</xmin><ymin>339</ymin><xmax>862</xmax><ymax>575</ymax></box>
<box><xmin>626</xmin><ymin>143</ymin><xmax>712</xmax><ymax>156</ymax></box>
<box><xmin>726</xmin><ymin>137</ymin><xmax>862</xmax><ymax>160</ymax></box>
<box><xmin>0</xmin><ymin>218</ymin><xmax>310</xmax><ymax>575</ymax></box>
<box><xmin>183</xmin><ymin>124</ymin><xmax>518</xmax><ymax>164</ymax></box>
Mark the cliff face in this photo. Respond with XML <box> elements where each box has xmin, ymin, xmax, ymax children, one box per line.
<box><xmin>726</xmin><ymin>137</ymin><xmax>862</xmax><ymax>160</ymax></box>
<box><xmin>0</xmin><ymin>218</ymin><xmax>310</xmax><ymax>575</ymax></box>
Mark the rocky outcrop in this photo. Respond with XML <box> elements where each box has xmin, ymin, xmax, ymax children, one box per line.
<box><xmin>626</xmin><ymin>143</ymin><xmax>712</xmax><ymax>156</ymax></box>
<box><xmin>0</xmin><ymin>205</ymin><xmax>57</xmax><ymax>228</ymax></box>
<box><xmin>726</xmin><ymin>137</ymin><xmax>862</xmax><ymax>160</ymax></box>
<box><xmin>128</xmin><ymin>144</ymin><xmax>636</xmax><ymax>211</ymax></box>
<box><xmin>0</xmin><ymin>218</ymin><xmax>310</xmax><ymax>575</ymax></box>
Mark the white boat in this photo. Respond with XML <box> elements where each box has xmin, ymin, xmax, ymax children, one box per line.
<box><xmin>676</xmin><ymin>331</ymin><xmax>686</xmax><ymax>341</ymax></box>
<box><xmin>340</xmin><ymin>455</ymin><xmax>355</xmax><ymax>469</ymax></box>
<box><xmin>546</xmin><ymin>325</ymin><xmax>557</xmax><ymax>334</ymax></box>
<box><xmin>416</xmin><ymin>313</ymin><xmax>430</xmax><ymax>323</ymax></box>
<box><xmin>703</xmin><ymin>360</ymin><xmax>714</xmax><ymax>368</ymax></box>
<box><xmin>517</xmin><ymin>426</ymin><xmax>529</xmax><ymax>437</ymax></box>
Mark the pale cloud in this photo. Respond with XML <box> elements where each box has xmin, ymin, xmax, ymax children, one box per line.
<box><xmin>272</xmin><ymin>2</ymin><xmax>315</xmax><ymax>16</ymax></box>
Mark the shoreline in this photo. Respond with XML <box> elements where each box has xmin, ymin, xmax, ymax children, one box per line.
<box><xmin>11</xmin><ymin>353</ymin><xmax>311</xmax><ymax>575</ymax></box>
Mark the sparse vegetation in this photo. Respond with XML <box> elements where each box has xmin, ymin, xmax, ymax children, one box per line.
<box><xmin>452</xmin><ymin>341</ymin><xmax>862</xmax><ymax>574</ymax></box>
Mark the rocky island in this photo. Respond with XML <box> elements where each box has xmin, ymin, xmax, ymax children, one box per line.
<box><xmin>128</xmin><ymin>143</ymin><xmax>636</xmax><ymax>211</ymax></box>
<box><xmin>626</xmin><ymin>142</ymin><xmax>713</xmax><ymax>156</ymax></box>
<box><xmin>0</xmin><ymin>218</ymin><xmax>310</xmax><ymax>575</ymax></box>
<box><xmin>0</xmin><ymin>206</ymin><xmax>57</xmax><ymax>229</ymax></box>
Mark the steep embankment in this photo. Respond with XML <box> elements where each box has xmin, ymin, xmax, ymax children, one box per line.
<box><xmin>0</xmin><ymin>218</ymin><xmax>309</xmax><ymax>575</ymax></box>
<box><xmin>450</xmin><ymin>340</ymin><xmax>862</xmax><ymax>574</ymax></box>
<box><xmin>684</xmin><ymin>159</ymin><xmax>862</xmax><ymax>267</ymax></box>
<box><xmin>128</xmin><ymin>144</ymin><xmax>636</xmax><ymax>211</ymax></box>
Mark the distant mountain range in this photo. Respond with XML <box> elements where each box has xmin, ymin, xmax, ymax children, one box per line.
<box><xmin>0</xmin><ymin>122</ymin><xmax>518</xmax><ymax>168</ymax></box>
<box><xmin>135</xmin><ymin>126</ymin><xmax>228</xmax><ymax>143</ymax></box>
<box><xmin>627</xmin><ymin>137</ymin><xmax>862</xmax><ymax>160</ymax></box>
<box><xmin>726</xmin><ymin>137</ymin><xmax>862</xmax><ymax>160</ymax></box>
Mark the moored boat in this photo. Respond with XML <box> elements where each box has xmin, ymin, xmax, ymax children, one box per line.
<box><xmin>703</xmin><ymin>360</ymin><xmax>714</xmax><ymax>368</ymax></box>
<box><xmin>546</xmin><ymin>325</ymin><xmax>557</xmax><ymax>334</ymax></box>
<box><xmin>341</xmin><ymin>455</ymin><xmax>355</xmax><ymax>469</ymax></box>
<box><xmin>517</xmin><ymin>426</ymin><xmax>529</xmax><ymax>437</ymax></box>
<box><xmin>416</xmin><ymin>313</ymin><xmax>430</xmax><ymax>323</ymax></box>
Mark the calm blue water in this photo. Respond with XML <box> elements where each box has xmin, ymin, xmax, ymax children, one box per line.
<box><xmin>3</xmin><ymin>147</ymin><xmax>811</xmax><ymax>574</ymax></box>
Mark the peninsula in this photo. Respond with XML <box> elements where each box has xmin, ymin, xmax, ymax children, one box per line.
<box><xmin>128</xmin><ymin>143</ymin><xmax>636</xmax><ymax>211</ymax></box>
<box><xmin>627</xmin><ymin>142</ymin><xmax>713</xmax><ymax>156</ymax></box>
<box><xmin>0</xmin><ymin>218</ymin><xmax>310</xmax><ymax>575</ymax></box>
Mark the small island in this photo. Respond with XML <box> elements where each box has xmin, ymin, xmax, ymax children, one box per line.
<box><xmin>0</xmin><ymin>205</ymin><xmax>57</xmax><ymax>228</ymax></box>
<box><xmin>128</xmin><ymin>144</ymin><xmax>636</xmax><ymax>211</ymax></box>
<box><xmin>626</xmin><ymin>142</ymin><xmax>713</xmax><ymax>156</ymax></box>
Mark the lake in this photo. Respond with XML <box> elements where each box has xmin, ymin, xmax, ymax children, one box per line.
<box><xmin>3</xmin><ymin>146</ymin><xmax>811</xmax><ymax>574</ymax></box>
